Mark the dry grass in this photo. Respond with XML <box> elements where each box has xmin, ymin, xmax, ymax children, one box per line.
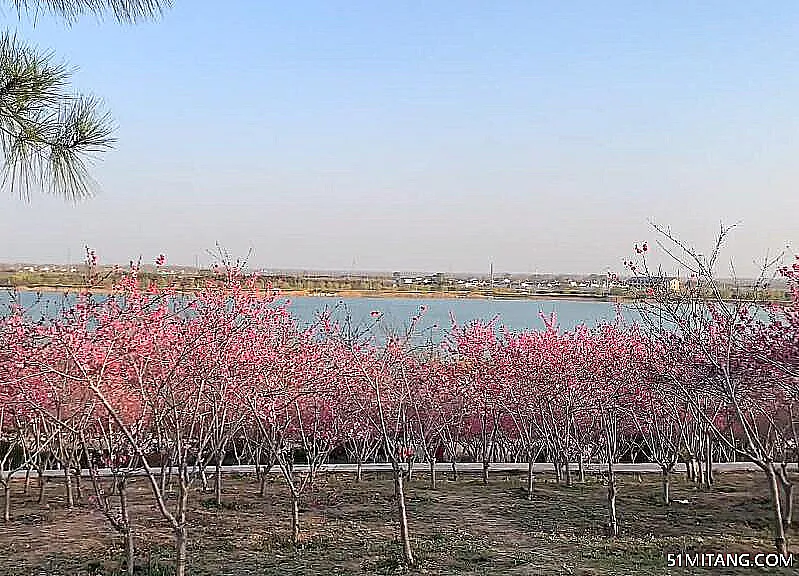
<box><xmin>0</xmin><ymin>469</ymin><xmax>795</xmax><ymax>575</ymax></box>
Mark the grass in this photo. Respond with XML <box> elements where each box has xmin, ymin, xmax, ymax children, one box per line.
<box><xmin>0</xmin><ymin>470</ymin><xmax>795</xmax><ymax>575</ymax></box>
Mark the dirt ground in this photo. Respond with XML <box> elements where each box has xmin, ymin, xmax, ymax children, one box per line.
<box><xmin>0</xmin><ymin>469</ymin><xmax>795</xmax><ymax>575</ymax></box>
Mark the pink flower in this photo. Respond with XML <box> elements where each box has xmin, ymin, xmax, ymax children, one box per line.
<box><xmin>370</xmin><ymin>310</ymin><xmax>380</xmax><ymax>318</ymax></box>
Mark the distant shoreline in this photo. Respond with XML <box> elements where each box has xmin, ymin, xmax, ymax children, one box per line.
<box><xmin>3</xmin><ymin>285</ymin><xmax>627</xmax><ymax>304</ymax></box>
<box><xmin>4</xmin><ymin>285</ymin><xmax>790</xmax><ymax>306</ymax></box>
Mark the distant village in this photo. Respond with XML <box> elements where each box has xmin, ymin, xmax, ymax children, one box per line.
<box><xmin>0</xmin><ymin>262</ymin><xmax>790</xmax><ymax>301</ymax></box>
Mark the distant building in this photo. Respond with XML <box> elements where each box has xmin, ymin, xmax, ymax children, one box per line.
<box><xmin>627</xmin><ymin>276</ymin><xmax>680</xmax><ymax>292</ymax></box>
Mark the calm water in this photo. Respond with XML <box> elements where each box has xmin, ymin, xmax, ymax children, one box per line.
<box><xmin>1</xmin><ymin>289</ymin><xmax>638</xmax><ymax>334</ymax></box>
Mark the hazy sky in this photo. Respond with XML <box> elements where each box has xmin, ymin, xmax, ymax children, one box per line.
<box><xmin>1</xmin><ymin>1</ymin><xmax>797</xmax><ymax>275</ymax></box>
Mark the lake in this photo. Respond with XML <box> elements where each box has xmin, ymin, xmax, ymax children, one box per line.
<box><xmin>1</xmin><ymin>289</ymin><xmax>639</xmax><ymax>334</ymax></box>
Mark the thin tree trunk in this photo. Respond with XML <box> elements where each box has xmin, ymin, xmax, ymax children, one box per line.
<box><xmin>565</xmin><ymin>460</ymin><xmax>572</xmax><ymax>486</ymax></box>
<box><xmin>37</xmin><ymin>470</ymin><xmax>45</xmax><ymax>504</ymax></box>
<box><xmin>160</xmin><ymin>460</ymin><xmax>168</xmax><ymax>496</ymax></box>
<box><xmin>356</xmin><ymin>458</ymin><xmax>363</xmax><ymax>483</ymax></box>
<box><xmin>706</xmin><ymin>435</ymin><xmax>714</xmax><ymax>486</ymax></box>
<box><xmin>696</xmin><ymin>456</ymin><xmax>704</xmax><ymax>487</ymax></box>
<box><xmin>64</xmin><ymin>467</ymin><xmax>74</xmax><ymax>508</ymax></box>
<box><xmin>200</xmin><ymin>465</ymin><xmax>209</xmax><ymax>492</ymax></box>
<box><xmin>124</xmin><ymin>526</ymin><xmax>135</xmax><ymax>575</ymax></box>
<box><xmin>578</xmin><ymin>454</ymin><xmax>585</xmax><ymax>483</ymax></box>
<box><xmin>607</xmin><ymin>460</ymin><xmax>618</xmax><ymax>536</ymax></box>
<box><xmin>74</xmin><ymin>468</ymin><xmax>83</xmax><ymax>502</ymax></box>
<box><xmin>482</xmin><ymin>460</ymin><xmax>489</xmax><ymax>485</ymax></box>
<box><xmin>527</xmin><ymin>459</ymin><xmax>535</xmax><ymax>500</ymax></box>
<box><xmin>429</xmin><ymin>458</ymin><xmax>436</xmax><ymax>489</ymax></box>
<box><xmin>23</xmin><ymin>466</ymin><xmax>32</xmax><ymax>495</ymax></box>
<box><xmin>174</xmin><ymin>478</ymin><xmax>189</xmax><ymax>576</ymax></box>
<box><xmin>119</xmin><ymin>478</ymin><xmax>135</xmax><ymax>576</ymax></box>
<box><xmin>175</xmin><ymin>526</ymin><xmax>188</xmax><ymax>576</ymax></box>
<box><xmin>3</xmin><ymin>484</ymin><xmax>10</xmax><ymax>523</ymax></box>
<box><xmin>766</xmin><ymin>464</ymin><xmax>788</xmax><ymax>556</ymax></box>
<box><xmin>662</xmin><ymin>468</ymin><xmax>671</xmax><ymax>505</ymax></box>
<box><xmin>785</xmin><ymin>483</ymin><xmax>794</xmax><ymax>530</ymax></box>
<box><xmin>291</xmin><ymin>493</ymin><xmax>300</xmax><ymax>545</ymax></box>
<box><xmin>778</xmin><ymin>463</ymin><xmax>794</xmax><ymax>529</ymax></box>
<box><xmin>450</xmin><ymin>459</ymin><xmax>458</xmax><ymax>482</ymax></box>
<box><xmin>394</xmin><ymin>469</ymin><xmax>415</xmax><ymax>566</ymax></box>
<box><xmin>215</xmin><ymin>451</ymin><xmax>223</xmax><ymax>507</ymax></box>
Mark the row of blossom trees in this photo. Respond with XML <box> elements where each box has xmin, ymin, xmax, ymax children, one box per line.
<box><xmin>1</xmin><ymin>240</ymin><xmax>797</xmax><ymax>573</ymax></box>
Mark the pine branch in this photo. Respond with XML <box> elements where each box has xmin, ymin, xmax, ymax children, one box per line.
<box><xmin>6</xmin><ymin>0</ymin><xmax>173</xmax><ymax>24</ymax></box>
<box><xmin>0</xmin><ymin>32</ymin><xmax>115</xmax><ymax>201</ymax></box>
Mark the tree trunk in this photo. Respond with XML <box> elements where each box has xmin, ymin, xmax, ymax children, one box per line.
<box><xmin>37</xmin><ymin>471</ymin><xmax>46</xmax><ymax>504</ymax></box>
<box><xmin>554</xmin><ymin>458</ymin><xmax>561</xmax><ymax>484</ymax></box>
<box><xmin>696</xmin><ymin>455</ymin><xmax>704</xmax><ymax>487</ymax></box>
<box><xmin>482</xmin><ymin>460</ymin><xmax>489</xmax><ymax>485</ymax></box>
<box><xmin>291</xmin><ymin>494</ymin><xmax>300</xmax><ymax>545</ymax></box>
<box><xmin>119</xmin><ymin>479</ymin><xmax>135</xmax><ymax>576</ymax></box>
<box><xmin>662</xmin><ymin>468</ymin><xmax>671</xmax><ymax>505</ymax></box>
<box><xmin>174</xmin><ymin>477</ymin><xmax>189</xmax><ymax>576</ymax></box>
<box><xmin>259</xmin><ymin>472</ymin><xmax>267</xmax><ymax>497</ymax></box>
<box><xmin>74</xmin><ymin>468</ymin><xmax>83</xmax><ymax>503</ymax></box>
<box><xmin>393</xmin><ymin>470</ymin><xmax>415</xmax><ymax>566</ymax></box>
<box><xmin>215</xmin><ymin>452</ymin><xmax>223</xmax><ymax>507</ymax></box>
<box><xmin>766</xmin><ymin>464</ymin><xmax>788</xmax><ymax>556</ymax></box>
<box><xmin>160</xmin><ymin>462</ymin><xmax>168</xmax><ymax>495</ymax></box>
<box><xmin>450</xmin><ymin>459</ymin><xmax>458</xmax><ymax>482</ymax></box>
<box><xmin>429</xmin><ymin>458</ymin><xmax>437</xmax><ymax>490</ymax></box>
<box><xmin>24</xmin><ymin>466</ymin><xmax>32</xmax><ymax>495</ymax></box>
<box><xmin>3</xmin><ymin>484</ymin><xmax>10</xmax><ymax>523</ymax></box>
<box><xmin>527</xmin><ymin>459</ymin><xmax>535</xmax><ymax>500</ymax></box>
<box><xmin>175</xmin><ymin>526</ymin><xmax>188</xmax><ymax>576</ymax></box>
<box><xmin>200</xmin><ymin>465</ymin><xmax>209</xmax><ymax>492</ymax></box>
<box><xmin>565</xmin><ymin>460</ymin><xmax>572</xmax><ymax>486</ymax></box>
<box><xmin>356</xmin><ymin>459</ymin><xmax>363</xmax><ymax>483</ymax></box>
<box><xmin>607</xmin><ymin>461</ymin><xmax>618</xmax><ymax>537</ymax></box>
<box><xmin>706</xmin><ymin>435</ymin><xmax>714</xmax><ymax>486</ymax></box>
<box><xmin>778</xmin><ymin>463</ymin><xmax>794</xmax><ymax>529</ymax></box>
<box><xmin>578</xmin><ymin>454</ymin><xmax>585</xmax><ymax>483</ymax></box>
<box><xmin>64</xmin><ymin>467</ymin><xmax>74</xmax><ymax>508</ymax></box>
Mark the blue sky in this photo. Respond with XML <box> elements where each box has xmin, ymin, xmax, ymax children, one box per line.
<box><xmin>1</xmin><ymin>1</ymin><xmax>797</xmax><ymax>275</ymax></box>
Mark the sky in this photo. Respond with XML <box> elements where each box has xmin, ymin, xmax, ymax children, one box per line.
<box><xmin>0</xmin><ymin>1</ymin><xmax>797</xmax><ymax>276</ymax></box>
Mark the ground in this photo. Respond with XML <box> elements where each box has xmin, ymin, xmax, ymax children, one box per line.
<box><xmin>0</xmin><ymin>469</ymin><xmax>795</xmax><ymax>575</ymax></box>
